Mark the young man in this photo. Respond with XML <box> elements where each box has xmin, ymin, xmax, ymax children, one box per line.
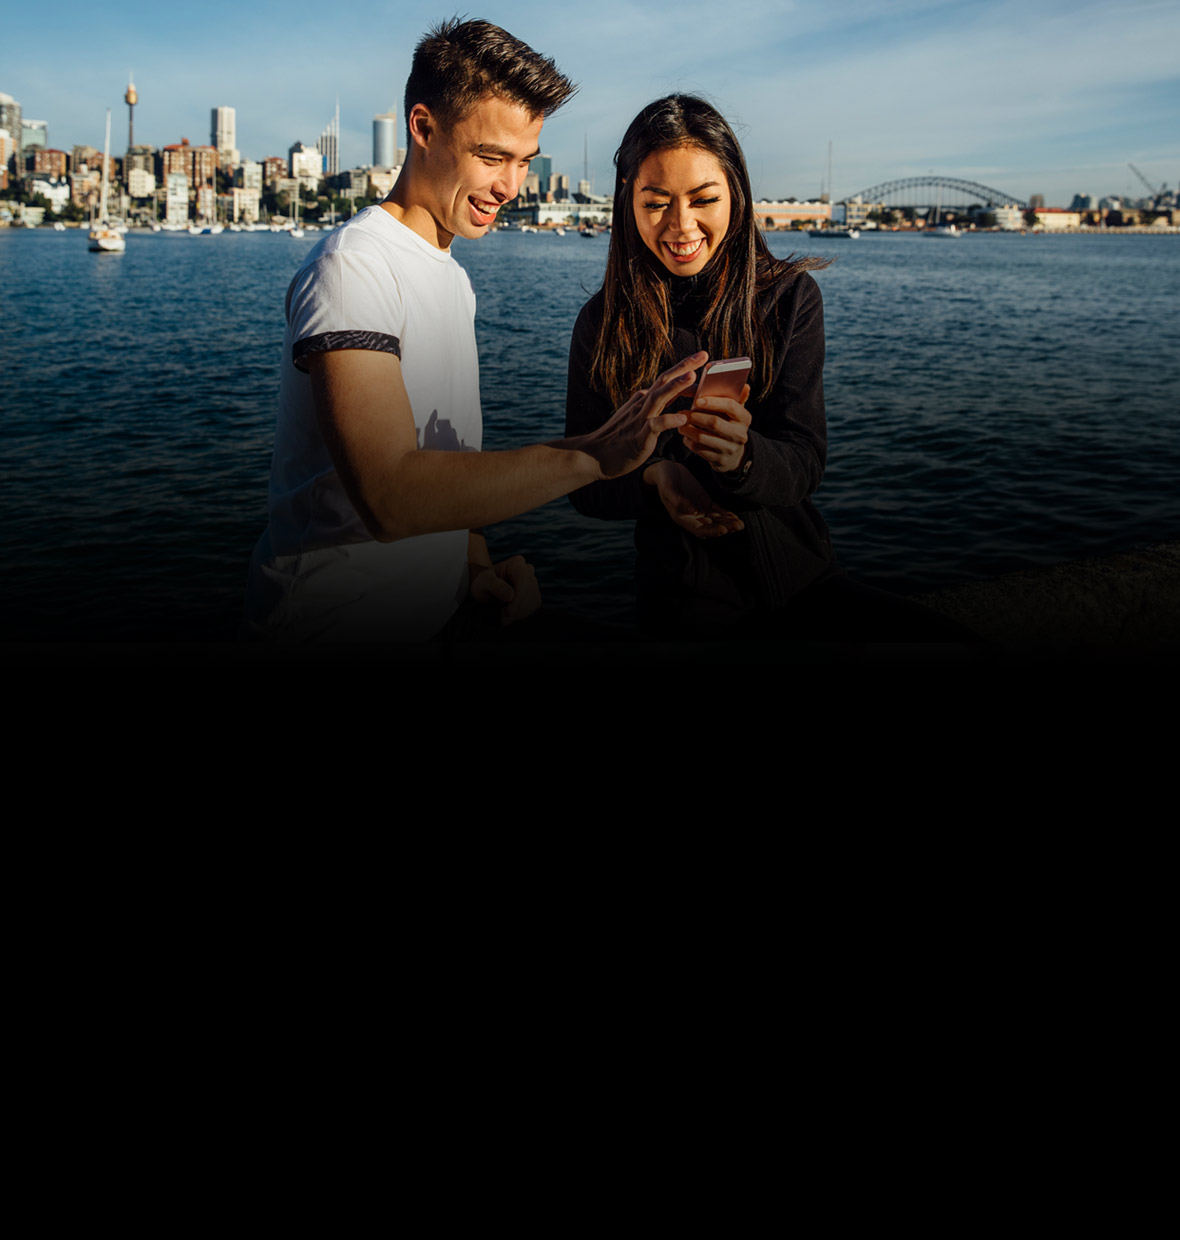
<box><xmin>245</xmin><ymin>18</ymin><xmax>704</xmax><ymax>642</ymax></box>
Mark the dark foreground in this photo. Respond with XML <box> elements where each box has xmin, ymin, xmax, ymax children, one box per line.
<box><xmin>5</xmin><ymin>542</ymin><xmax>1178</xmax><ymax>671</ymax></box>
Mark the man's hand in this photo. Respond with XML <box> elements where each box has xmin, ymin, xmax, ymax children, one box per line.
<box><xmin>644</xmin><ymin>461</ymin><xmax>744</xmax><ymax>539</ymax></box>
<box><xmin>680</xmin><ymin>383</ymin><xmax>752</xmax><ymax>473</ymax></box>
<box><xmin>580</xmin><ymin>352</ymin><xmax>707</xmax><ymax>480</ymax></box>
<box><xmin>469</xmin><ymin>554</ymin><xmax>541</xmax><ymax>626</ymax></box>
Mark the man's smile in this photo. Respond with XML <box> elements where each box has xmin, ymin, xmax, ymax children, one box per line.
<box><xmin>469</xmin><ymin>195</ymin><xmax>501</xmax><ymax>223</ymax></box>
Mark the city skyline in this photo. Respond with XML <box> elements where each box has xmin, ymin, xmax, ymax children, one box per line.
<box><xmin>3</xmin><ymin>0</ymin><xmax>1177</xmax><ymax>205</ymax></box>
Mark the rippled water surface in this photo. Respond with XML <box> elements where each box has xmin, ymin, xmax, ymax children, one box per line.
<box><xmin>1</xmin><ymin>226</ymin><xmax>1177</xmax><ymax>640</ymax></box>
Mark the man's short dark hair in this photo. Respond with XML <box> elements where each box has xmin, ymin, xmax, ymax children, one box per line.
<box><xmin>404</xmin><ymin>17</ymin><xmax>576</xmax><ymax>137</ymax></box>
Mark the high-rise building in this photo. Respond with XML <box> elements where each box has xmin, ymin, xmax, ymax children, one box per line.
<box><xmin>236</xmin><ymin>160</ymin><xmax>263</xmax><ymax>192</ymax></box>
<box><xmin>162</xmin><ymin>139</ymin><xmax>194</xmax><ymax>186</ymax></box>
<box><xmin>22</xmin><ymin>118</ymin><xmax>47</xmax><ymax>169</ymax></box>
<box><xmin>532</xmin><ymin>154</ymin><xmax>552</xmax><ymax>190</ymax></box>
<box><xmin>0</xmin><ymin>92</ymin><xmax>23</xmax><ymax>170</ymax></box>
<box><xmin>192</xmin><ymin>144</ymin><xmax>218</xmax><ymax>188</ymax></box>
<box><xmin>289</xmin><ymin>141</ymin><xmax>322</xmax><ymax>189</ymax></box>
<box><xmin>125</xmin><ymin>144</ymin><xmax>156</xmax><ymax>177</ymax></box>
<box><xmin>162</xmin><ymin>138</ymin><xmax>217</xmax><ymax>191</ymax></box>
<box><xmin>317</xmin><ymin>103</ymin><xmax>339</xmax><ymax>177</ymax></box>
<box><xmin>212</xmin><ymin>106</ymin><xmax>238</xmax><ymax>169</ymax></box>
<box><xmin>373</xmin><ymin>108</ymin><xmax>396</xmax><ymax>167</ymax></box>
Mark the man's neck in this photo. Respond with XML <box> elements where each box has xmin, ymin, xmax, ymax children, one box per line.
<box><xmin>381</xmin><ymin>175</ymin><xmax>452</xmax><ymax>250</ymax></box>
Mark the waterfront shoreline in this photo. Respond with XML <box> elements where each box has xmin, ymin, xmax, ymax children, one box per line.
<box><xmin>3</xmin><ymin>220</ymin><xmax>1177</xmax><ymax>236</ymax></box>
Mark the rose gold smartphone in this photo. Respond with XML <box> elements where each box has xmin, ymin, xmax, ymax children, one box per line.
<box><xmin>694</xmin><ymin>357</ymin><xmax>751</xmax><ymax>414</ymax></box>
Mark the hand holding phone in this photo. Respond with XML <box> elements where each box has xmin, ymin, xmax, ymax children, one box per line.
<box><xmin>683</xmin><ymin>355</ymin><xmax>753</xmax><ymax>473</ymax></box>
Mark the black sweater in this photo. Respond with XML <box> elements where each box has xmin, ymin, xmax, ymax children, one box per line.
<box><xmin>566</xmin><ymin>267</ymin><xmax>839</xmax><ymax>630</ymax></box>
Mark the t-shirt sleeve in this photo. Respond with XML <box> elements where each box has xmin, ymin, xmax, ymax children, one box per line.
<box><xmin>287</xmin><ymin>248</ymin><xmax>405</xmax><ymax>372</ymax></box>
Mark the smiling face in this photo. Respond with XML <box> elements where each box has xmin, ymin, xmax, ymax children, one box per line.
<box><xmin>412</xmin><ymin>94</ymin><xmax>543</xmax><ymax>247</ymax></box>
<box><xmin>631</xmin><ymin>144</ymin><xmax>732</xmax><ymax>277</ymax></box>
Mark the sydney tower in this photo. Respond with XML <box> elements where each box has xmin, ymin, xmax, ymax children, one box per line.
<box><xmin>124</xmin><ymin>74</ymin><xmax>137</xmax><ymax>149</ymax></box>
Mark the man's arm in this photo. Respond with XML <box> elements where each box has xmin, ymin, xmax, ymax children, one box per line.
<box><xmin>308</xmin><ymin>347</ymin><xmax>704</xmax><ymax>542</ymax></box>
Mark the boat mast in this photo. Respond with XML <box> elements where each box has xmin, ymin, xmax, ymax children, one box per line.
<box><xmin>100</xmin><ymin>108</ymin><xmax>112</xmax><ymax>224</ymax></box>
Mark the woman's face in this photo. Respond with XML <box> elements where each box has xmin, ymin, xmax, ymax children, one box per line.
<box><xmin>631</xmin><ymin>144</ymin><xmax>732</xmax><ymax>278</ymax></box>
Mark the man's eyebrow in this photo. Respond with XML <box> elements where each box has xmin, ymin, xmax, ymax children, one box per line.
<box><xmin>476</xmin><ymin>143</ymin><xmax>542</xmax><ymax>161</ymax></box>
<box><xmin>639</xmin><ymin>181</ymin><xmax>721</xmax><ymax>195</ymax></box>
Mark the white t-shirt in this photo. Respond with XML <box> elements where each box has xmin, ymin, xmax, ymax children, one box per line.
<box><xmin>246</xmin><ymin>207</ymin><xmax>482</xmax><ymax>642</ymax></box>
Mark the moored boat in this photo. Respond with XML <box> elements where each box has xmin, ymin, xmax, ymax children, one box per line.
<box><xmin>88</xmin><ymin>109</ymin><xmax>125</xmax><ymax>253</ymax></box>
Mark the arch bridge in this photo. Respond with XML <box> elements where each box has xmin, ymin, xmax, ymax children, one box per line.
<box><xmin>842</xmin><ymin>175</ymin><xmax>1026</xmax><ymax>211</ymax></box>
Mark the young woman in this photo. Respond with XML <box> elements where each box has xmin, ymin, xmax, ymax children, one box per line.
<box><xmin>566</xmin><ymin>95</ymin><xmax>968</xmax><ymax>640</ymax></box>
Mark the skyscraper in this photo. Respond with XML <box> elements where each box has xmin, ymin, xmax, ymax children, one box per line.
<box><xmin>212</xmin><ymin>106</ymin><xmax>238</xmax><ymax>168</ymax></box>
<box><xmin>22</xmin><ymin>118</ymin><xmax>47</xmax><ymax>170</ymax></box>
<box><xmin>0</xmin><ymin>92</ymin><xmax>21</xmax><ymax>169</ymax></box>
<box><xmin>317</xmin><ymin>101</ymin><xmax>340</xmax><ymax>178</ymax></box>
<box><xmin>373</xmin><ymin>108</ymin><xmax>396</xmax><ymax>167</ymax></box>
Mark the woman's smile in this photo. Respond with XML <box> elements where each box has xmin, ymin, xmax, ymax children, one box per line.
<box><xmin>665</xmin><ymin>238</ymin><xmax>705</xmax><ymax>261</ymax></box>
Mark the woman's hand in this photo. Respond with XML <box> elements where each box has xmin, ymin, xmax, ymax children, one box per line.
<box><xmin>680</xmin><ymin>383</ymin><xmax>752</xmax><ymax>473</ymax></box>
<box><xmin>644</xmin><ymin>461</ymin><xmax>744</xmax><ymax>539</ymax></box>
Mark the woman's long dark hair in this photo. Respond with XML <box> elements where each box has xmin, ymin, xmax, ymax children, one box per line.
<box><xmin>591</xmin><ymin>95</ymin><xmax>829</xmax><ymax>406</ymax></box>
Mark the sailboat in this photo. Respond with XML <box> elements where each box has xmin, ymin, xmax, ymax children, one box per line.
<box><xmin>289</xmin><ymin>185</ymin><xmax>304</xmax><ymax>239</ymax></box>
<box><xmin>188</xmin><ymin>167</ymin><xmax>224</xmax><ymax>234</ymax></box>
<box><xmin>808</xmin><ymin>141</ymin><xmax>859</xmax><ymax>238</ymax></box>
<box><xmin>925</xmin><ymin>182</ymin><xmax>963</xmax><ymax>237</ymax></box>
<box><xmin>88</xmin><ymin>109</ymin><xmax>125</xmax><ymax>252</ymax></box>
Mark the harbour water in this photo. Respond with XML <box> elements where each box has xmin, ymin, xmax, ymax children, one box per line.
<box><xmin>1</xmin><ymin>225</ymin><xmax>1177</xmax><ymax>641</ymax></box>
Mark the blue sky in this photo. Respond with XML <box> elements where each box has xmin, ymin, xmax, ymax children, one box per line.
<box><xmin>4</xmin><ymin>0</ymin><xmax>1177</xmax><ymax>204</ymax></box>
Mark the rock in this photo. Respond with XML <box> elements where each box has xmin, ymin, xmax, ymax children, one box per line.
<box><xmin>919</xmin><ymin>542</ymin><xmax>1180</xmax><ymax>644</ymax></box>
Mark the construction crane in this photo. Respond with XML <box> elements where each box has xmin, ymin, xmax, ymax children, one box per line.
<box><xmin>1127</xmin><ymin>162</ymin><xmax>1162</xmax><ymax>204</ymax></box>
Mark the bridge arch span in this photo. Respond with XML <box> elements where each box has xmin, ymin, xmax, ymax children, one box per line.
<box><xmin>843</xmin><ymin>176</ymin><xmax>1026</xmax><ymax>210</ymax></box>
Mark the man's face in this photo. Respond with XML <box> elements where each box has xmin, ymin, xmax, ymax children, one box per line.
<box><xmin>419</xmin><ymin>95</ymin><xmax>543</xmax><ymax>246</ymax></box>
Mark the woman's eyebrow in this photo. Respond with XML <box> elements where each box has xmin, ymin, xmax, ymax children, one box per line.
<box><xmin>638</xmin><ymin>181</ymin><xmax>720</xmax><ymax>195</ymax></box>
